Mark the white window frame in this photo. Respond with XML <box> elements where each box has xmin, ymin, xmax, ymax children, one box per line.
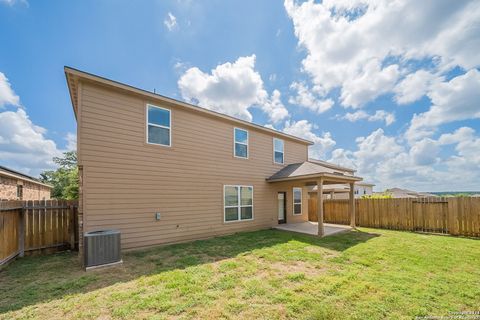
<box><xmin>16</xmin><ymin>185</ymin><xmax>23</xmax><ymax>200</ymax></box>
<box><xmin>233</xmin><ymin>128</ymin><xmax>249</xmax><ymax>159</ymax></box>
<box><xmin>293</xmin><ymin>187</ymin><xmax>302</xmax><ymax>215</ymax></box>
<box><xmin>223</xmin><ymin>185</ymin><xmax>254</xmax><ymax>223</ymax></box>
<box><xmin>273</xmin><ymin>138</ymin><xmax>284</xmax><ymax>164</ymax></box>
<box><xmin>146</xmin><ymin>104</ymin><xmax>171</xmax><ymax>147</ymax></box>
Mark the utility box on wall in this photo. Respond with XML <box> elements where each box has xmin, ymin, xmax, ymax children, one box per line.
<box><xmin>84</xmin><ymin>230</ymin><xmax>122</xmax><ymax>270</ymax></box>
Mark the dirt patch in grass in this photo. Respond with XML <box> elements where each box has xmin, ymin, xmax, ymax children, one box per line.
<box><xmin>269</xmin><ymin>261</ymin><xmax>330</xmax><ymax>277</ymax></box>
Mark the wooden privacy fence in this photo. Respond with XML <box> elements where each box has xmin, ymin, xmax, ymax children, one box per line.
<box><xmin>0</xmin><ymin>200</ymin><xmax>78</xmax><ymax>266</ymax></box>
<box><xmin>308</xmin><ymin>197</ymin><xmax>480</xmax><ymax>237</ymax></box>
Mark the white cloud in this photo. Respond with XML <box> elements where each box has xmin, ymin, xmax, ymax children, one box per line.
<box><xmin>0</xmin><ymin>0</ymin><xmax>28</xmax><ymax>6</ymax></box>
<box><xmin>178</xmin><ymin>55</ymin><xmax>266</xmax><ymax>121</ymax></box>
<box><xmin>437</xmin><ymin>127</ymin><xmax>480</xmax><ymax>172</ymax></box>
<box><xmin>406</xmin><ymin>69</ymin><xmax>480</xmax><ymax>142</ymax></box>
<box><xmin>178</xmin><ymin>55</ymin><xmax>288</xmax><ymax>123</ymax></box>
<box><xmin>329</xmin><ymin>127</ymin><xmax>480</xmax><ymax>191</ymax></box>
<box><xmin>65</xmin><ymin>132</ymin><xmax>77</xmax><ymax>151</ymax></box>
<box><xmin>261</xmin><ymin>89</ymin><xmax>290</xmax><ymax>124</ymax></box>
<box><xmin>394</xmin><ymin>70</ymin><xmax>442</xmax><ymax>105</ymax></box>
<box><xmin>328</xmin><ymin>129</ymin><xmax>416</xmax><ymax>189</ymax></box>
<box><xmin>340</xmin><ymin>60</ymin><xmax>399</xmax><ymax>108</ymax></box>
<box><xmin>368</xmin><ymin>110</ymin><xmax>395</xmax><ymax>126</ymax></box>
<box><xmin>409</xmin><ymin>138</ymin><xmax>439</xmax><ymax>166</ymax></box>
<box><xmin>263</xmin><ymin>124</ymin><xmax>276</xmax><ymax>130</ymax></box>
<box><xmin>341</xmin><ymin>110</ymin><xmax>369</xmax><ymax>122</ymax></box>
<box><xmin>0</xmin><ymin>109</ymin><xmax>62</xmax><ymax>176</ymax></box>
<box><xmin>283</xmin><ymin>119</ymin><xmax>336</xmax><ymax>158</ymax></box>
<box><xmin>284</xmin><ymin>0</ymin><xmax>480</xmax><ymax>108</ymax></box>
<box><xmin>329</xmin><ymin>148</ymin><xmax>356</xmax><ymax>170</ymax></box>
<box><xmin>0</xmin><ymin>72</ymin><xmax>20</xmax><ymax>107</ymax></box>
<box><xmin>353</xmin><ymin>128</ymin><xmax>405</xmax><ymax>175</ymax></box>
<box><xmin>451</xmin><ymin>134</ymin><xmax>480</xmax><ymax>169</ymax></box>
<box><xmin>0</xmin><ymin>70</ymin><xmax>65</xmax><ymax>175</ymax></box>
<box><xmin>164</xmin><ymin>12</ymin><xmax>177</xmax><ymax>31</ymax></box>
<box><xmin>340</xmin><ymin>109</ymin><xmax>395</xmax><ymax>126</ymax></box>
<box><xmin>173</xmin><ymin>61</ymin><xmax>187</xmax><ymax>72</ymax></box>
<box><xmin>289</xmin><ymin>82</ymin><xmax>334</xmax><ymax>113</ymax></box>
<box><xmin>438</xmin><ymin>127</ymin><xmax>475</xmax><ymax>145</ymax></box>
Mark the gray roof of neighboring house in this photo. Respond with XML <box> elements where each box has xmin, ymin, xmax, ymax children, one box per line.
<box><xmin>308</xmin><ymin>158</ymin><xmax>356</xmax><ymax>173</ymax></box>
<box><xmin>384</xmin><ymin>188</ymin><xmax>438</xmax><ymax>198</ymax></box>
<box><xmin>307</xmin><ymin>182</ymin><xmax>375</xmax><ymax>192</ymax></box>
<box><xmin>356</xmin><ymin>182</ymin><xmax>375</xmax><ymax>187</ymax></box>
<box><xmin>267</xmin><ymin>161</ymin><xmax>363</xmax><ymax>182</ymax></box>
<box><xmin>307</xmin><ymin>184</ymin><xmax>350</xmax><ymax>193</ymax></box>
<box><xmin>0</xmin><ymin>165</ymin><xmax>52</xmax><ymax>188</ymax></box>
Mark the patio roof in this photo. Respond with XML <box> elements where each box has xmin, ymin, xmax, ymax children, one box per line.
<box><xmin>266</xmin><ymin>161</ymin><xmax>363</xmax><ymax>183</ymax></box>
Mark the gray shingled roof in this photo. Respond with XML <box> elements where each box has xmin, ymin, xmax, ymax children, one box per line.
<box><xmin>267</xmin><ymin>161</ymin><xmax>363</xmax><ymax>182</ymax></box>
<box><xmin>308</xmin><ymin>158</ymin><xmax>356</xmax><ymax>173</ymax></box>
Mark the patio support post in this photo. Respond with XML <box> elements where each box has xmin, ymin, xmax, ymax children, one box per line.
<box><xmin>317</xmin><ymin>179</ymin><xmax>324</xmax><ymax>236</ymax></box>
<box><xmin>349</xmin><ymin>182</ymin><xmax>356</xmax><ymax>228</ymax></box>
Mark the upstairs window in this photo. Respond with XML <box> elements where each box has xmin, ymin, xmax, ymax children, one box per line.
<box><xmin>147</xmin><ymin>104</ymin><xmax>171</xmax><ymax>146</ymax></box>
<box><xmin>293</xmin><ymin>187</ymin><xmax>302</xmax><ymax>215</ymax></box>
<box><xmin>234</xmin><ymin>128</ymin><xmax>248</xmax><ymax>158</ymax></box>
<box><xmin>17</xmin><ymin>185</ymin><xmax>23</xmax><ymax>200</ymax></box>
<box><xmin>224</xmin><ymin>185</ymin><xmax>253</xmax><ymax>222</ymax></box>
<box><xmin>273</xmin><ymin>138</ymin><xmax>284</xmax><ymax>164</ymax></box>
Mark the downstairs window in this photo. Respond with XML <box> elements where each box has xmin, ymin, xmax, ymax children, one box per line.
<box><xmin>224</xmin><ymin>185</ymin><xmax>253</xmax><ymax>222</ymax></box>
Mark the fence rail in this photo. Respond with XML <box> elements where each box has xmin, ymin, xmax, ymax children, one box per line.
<box><xmin>308</xmin><ymin>197</ymin><xmax>480</xmax><ymax>237</ymax></box>
<box><xmin>0</xmin><ymin>200</ymin><xmax>78</xmax><ymax>266</ymax></box>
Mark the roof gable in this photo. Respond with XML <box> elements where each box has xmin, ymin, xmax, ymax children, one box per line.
<box><xmin>267</xmin><ymin>161</ymin><xmax>362</xmax><ymax>183</ymax></box>
<box><xmin>64</xmin><ymin>66</ymin><xmax>314</xmax><ymax>146</ymax></box>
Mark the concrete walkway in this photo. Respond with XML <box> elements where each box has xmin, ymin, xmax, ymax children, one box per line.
<box><xmin>274</xmin><ymin>221</ymin><xmax>352</xmax><ymax>236</ymax></box>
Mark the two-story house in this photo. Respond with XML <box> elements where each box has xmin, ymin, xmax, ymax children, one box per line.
<box><xmin>65</xmin><ymin>67</ymin><xmax>362</xmax><ymax>260</ymax></box>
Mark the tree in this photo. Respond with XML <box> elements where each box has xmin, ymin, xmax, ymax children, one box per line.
<box><xmin>40</xmin><ymin>151</ymin><xmax>78</xmax><ymax>200</ymax></box>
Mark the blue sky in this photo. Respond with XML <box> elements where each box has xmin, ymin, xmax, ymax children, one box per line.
<box><xmin>0</xmin><ymin>0</ymin><xmax>479</xmax><ymax>192</ymax></box>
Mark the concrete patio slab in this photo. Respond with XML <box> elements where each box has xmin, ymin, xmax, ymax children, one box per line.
<box><xmin>274</xmin><ymin>221</ymin><xmax>352</xmax><ymax>236</ymax></box>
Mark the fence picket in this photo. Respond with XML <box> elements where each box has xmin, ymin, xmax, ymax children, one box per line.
<box><xmin>0</xmin><ymin>200</ymin><xmax>78</xmax><ymax>265</ymax></box>
<box><xmin>311</xmin><ymin>197</ymin><xmax>480</xmax><ymax>238</ymax></box>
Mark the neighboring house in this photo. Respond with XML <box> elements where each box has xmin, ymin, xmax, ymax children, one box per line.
<box><xmin>65</xmin><ymin>67</ymin><xmax>362</xmax><ymax>258</ymax></box>
<box><xmin>354</xmin><ymin>183</ymin><xmax>375</xmax><ymax>197</ymax></box>
<box><xmin>303</xmin><ymin>161</ymin><xmax>373</xmax><ymax>199</ymax></box>
<box><xmin>0</xmin><ymin>165</ymin><xmax>52</xmax><ymax>201</ymax></box>
<box><xmin>382</xmin><ymin>188</ymin><xmax>438</xmax><ymax>198</ymax></box>
<box><xmin>307</xmin><ymin>182</ymin><xmax>375</xmax><ymax>199</ymax></box>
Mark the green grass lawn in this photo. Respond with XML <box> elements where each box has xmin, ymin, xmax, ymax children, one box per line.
<box><xmin>1</xmin><ymin>228</ymin><xmax>479</xmax><ymax>319</ymax></box>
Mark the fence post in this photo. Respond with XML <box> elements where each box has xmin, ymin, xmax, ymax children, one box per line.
<box><xmin>68</xmin><ymin>203</ymin><xmax>75</xmax><ymax>250</ymax></box>
<box><xmin>18</xmin><ymin>204</ymin><xmax>25</xmax><ymax>257</ymax></box>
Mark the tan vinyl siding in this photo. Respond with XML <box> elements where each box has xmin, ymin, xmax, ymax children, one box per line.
<box><xmin>78</xmin><ymin>82</ymin><xmax>308</xmax><ymax>250</ymax></box>
<box><xmin>271</xmin><ymin>182</ymin><xmax>309</xmax><ymax>224</ymax></box>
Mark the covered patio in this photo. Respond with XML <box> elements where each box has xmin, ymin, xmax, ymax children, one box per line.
<box><xmin>267</xmin><ymin>161</ymin><xmax>363</xmax><ymax>237</ymax></box>
<box><xmin>274</xmin><ymin>221</ymin><xmax>352</xmax><ymax>236</ymax></box>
